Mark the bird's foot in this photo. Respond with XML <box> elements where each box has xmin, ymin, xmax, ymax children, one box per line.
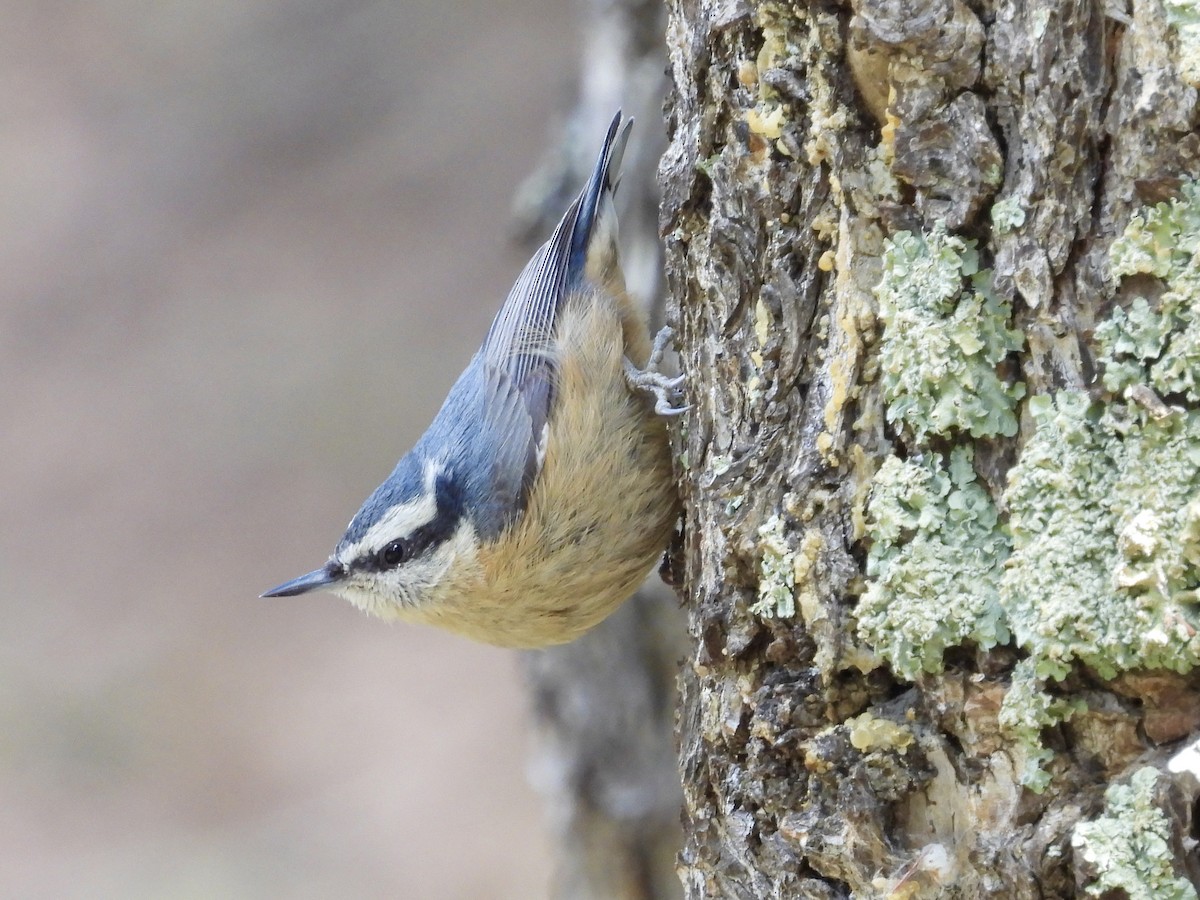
<box><xmin>625</xmin><ymin>326</ymin><xmax>688</xmax><ymax>416</ymax></box>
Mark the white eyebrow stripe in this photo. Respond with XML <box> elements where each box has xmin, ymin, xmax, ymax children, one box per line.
<box><xmin>340</xmin><ymin>460</ymin><xmax>443</xmax><ymax>563</ymax></box>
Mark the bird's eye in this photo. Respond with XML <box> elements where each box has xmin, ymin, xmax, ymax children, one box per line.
<box><xmin>379</xmin><ymin>539</ymin><xmax>409</xmax><ymax>568</ymax></box>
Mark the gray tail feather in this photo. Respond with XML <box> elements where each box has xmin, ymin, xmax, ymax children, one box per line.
<box><xmin>566</xmin><ymin>111</ymin><xmax>631</xmax><ymax>285</ymax></box>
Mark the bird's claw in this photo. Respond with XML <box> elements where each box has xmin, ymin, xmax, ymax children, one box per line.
<box><xmin>626</xmin><ymin>326</ymin><xmax>688</xmax><ymax>416</ymax></box>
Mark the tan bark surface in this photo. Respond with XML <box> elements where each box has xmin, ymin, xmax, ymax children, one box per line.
<box><xmin>661</xmin><ymin>0</ymin><xmax>1200</xmax><ymax>896</ymax></box>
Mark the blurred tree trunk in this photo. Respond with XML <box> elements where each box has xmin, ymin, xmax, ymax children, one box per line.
<box><xmin>660</xmin><ymin>0</ymin><xmax>1200</xmax><ymax>897</ymax></box>
<box><xmin>515</xmin><ymin>3</ymin><xmax>686</xmax><ymax>899</ymax></box>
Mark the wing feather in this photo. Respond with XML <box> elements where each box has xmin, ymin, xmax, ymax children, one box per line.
<box><xmin>470</xmin><ymin>113</ymin><xmax>631</xmax><ymax>519</ymax></box>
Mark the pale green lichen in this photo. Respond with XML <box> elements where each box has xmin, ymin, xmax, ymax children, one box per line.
<box><xmin>994</xmin><ymin>186</ymin><xmax>1200</xmax><ymax>787</ymax></box>
<box><xmin>875</xmin><ymin>227</ymin><xmax>1025</xmax><ymax>442</ymax></box>
<box><xmin>859</xmin><ymin>189</ymin><xmax>1200</xmax><ymax>791</ymax></box>
<box><xmin>1097</xmin><ymin>180</ymin><xmax>1200</xmax><ymax>400</ymax></box>
<box><xmin>857</xmin><ymin>448</ymin><xmax>1011</xmax><ymax>680</ymax></box>
<box><xmin>999</xmin><ymin>393</ymin><xmax>1200</xmax><ymax>786</ymax></box>
<box><xmin>990</xmin><ymin>196</ymin><xmax>1027</xmax><ymax>235</ymax></box>
<box><xmin>1109</xmin><ymin>408</ymin><xmax>1200</xmax><ymax>637</ymax></box>
<box><xmin>752</xmin><ymin>514</ymin><xmax>796</xmax><ymax>618</ymax></box>
<box><xmin>1110</xmin><ymin>181</ymin><xmax>1200</xmax><ymax>280</ymax></box>
<box><xmin>860</xmin><ymin>395</ymin><xmax>1200</xmax><ymax>789</ymax></box>
<box><xmin>1165</xmin><ymin>0</ymin><xmax>1200</xmax><ymax>87</ymax></box>
<box><xmin>997</xmin><ymin>659</ymin><xmax>1084</xmax><ymax>793</ymax></box>
<box><xmin>1010</xmin><ymin>183</ymin><xmax>1200</xmax><ymax>684</ymax></box>
<box><xmin>1001</xmin><ymin>394</ymin><xmax>1126</xmax><ymax>681</ymax></box>
<box><xmin>1072</xmin><ymin>767</ymin><xmax>1197</xmax><ymax>900</ymax></box>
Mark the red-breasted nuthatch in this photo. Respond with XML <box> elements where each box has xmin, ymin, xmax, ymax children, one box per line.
<box><xmin>262</xmin><ymin>113</ymin><xmax>683</xmax><ymax>648</ymax></box>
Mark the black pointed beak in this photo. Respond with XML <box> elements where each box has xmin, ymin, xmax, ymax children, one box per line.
<box><xmin>261</xmin><ymin>562</ymin><xmax>344</xmax><ymax>598</ymax></box>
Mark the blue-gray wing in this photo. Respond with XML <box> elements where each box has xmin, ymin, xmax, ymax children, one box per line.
<box><xmin>461</xmin><ymin>111</ymin><xmax>630</xmax><ymax>535</ymax></box>
<box><xmin>422</xmin><ymin>352</ymin><xmax>540</xmax><ymax>540</ymax></box>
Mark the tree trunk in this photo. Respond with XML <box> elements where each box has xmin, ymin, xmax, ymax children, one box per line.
<box><xmin>661</xmin><ymin>0</ymin><xmax>1200</xmax><ymax>896</ymax></box>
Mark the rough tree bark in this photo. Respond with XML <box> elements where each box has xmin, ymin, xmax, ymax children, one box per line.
<box><xmin>660</xmin><ymin>0</ymin><xmax>1200</xmax><ymax>897</ymax></box>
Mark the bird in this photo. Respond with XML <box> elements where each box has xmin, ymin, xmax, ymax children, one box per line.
<box><xmin>261</xmin><ymin>112</ymin><xmax>684</xmax><ymax>648</ymax></box>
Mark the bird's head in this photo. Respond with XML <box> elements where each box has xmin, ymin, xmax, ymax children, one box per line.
<box><xmin>262</xmin><ymin>456</ymin><xmax>478</xmax><ymax>619</ymax></box>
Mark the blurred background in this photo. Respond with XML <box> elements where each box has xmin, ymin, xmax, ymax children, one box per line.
<box><xmin>0</xmin><ymin>2</ymin><xmax>606</xmax><ymax>896</ymax></box>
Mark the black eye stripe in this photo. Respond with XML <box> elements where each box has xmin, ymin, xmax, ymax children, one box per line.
<box><xmin>371</xmin><ymin>526</ymin><xmax>431</xmax><ymax>572</ymax></box>
<box><xmin>364</xmin><ymin>471</ymin><xmax>466</xmax><ymax>572</ymax></box>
